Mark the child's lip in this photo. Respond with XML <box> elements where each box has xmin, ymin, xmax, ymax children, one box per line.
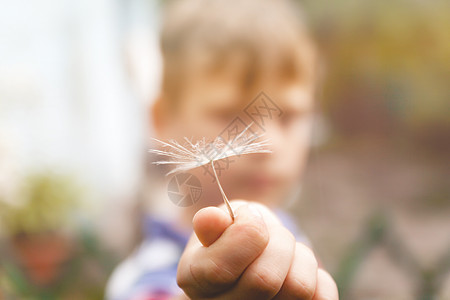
<box><xmin>245</xmin><ymin>174</ymin><xmax>278</xmax><ymax>189</ymax></box>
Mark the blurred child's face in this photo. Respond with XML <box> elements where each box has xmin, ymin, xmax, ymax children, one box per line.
<box><xmin>154</xmin><ymin>58</ymin><xmax>314</xmax><ymax>208</ymax></box>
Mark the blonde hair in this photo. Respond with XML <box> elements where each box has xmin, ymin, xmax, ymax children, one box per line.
<box><xmin>160</xmin><ymin>0</ymin><xmax>317</xmax><ymax>104</ymax></box>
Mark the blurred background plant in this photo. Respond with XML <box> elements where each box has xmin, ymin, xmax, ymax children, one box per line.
<box><xmin>294</xmin><ymin>1</ymin><xmax>450</xmax><ymax>298</ymax></box>
<box><xmin>302</xmin><ymin>0</ymin><xmax>450</xmax><ymax>151</ymax></box>
<box><xmin>0</xmin><ymin>171</ymin><xmax>116</xmax><ymax>299</ymax></box>
<box><xmin>0</xmin><ymin>172</ymin><xmax>79</xmax><ymax>236</ymax></box>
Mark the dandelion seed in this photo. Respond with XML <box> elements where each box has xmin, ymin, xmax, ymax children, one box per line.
<box><xmin>148</xmin><ymin>123</ymin><xmax>271</xmax><ymax>221</ymax></box>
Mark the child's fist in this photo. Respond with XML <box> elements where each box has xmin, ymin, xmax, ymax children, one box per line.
<box><xmin>176</xmin><ymin>200</ymin><xmax>339</xmax><ymax>299</ymax></box>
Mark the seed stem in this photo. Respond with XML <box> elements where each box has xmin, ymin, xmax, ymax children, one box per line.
<box><xmin>210</xmin><ymin>160</ymin><xmax>235</xmax><ymax>221</ymax></box>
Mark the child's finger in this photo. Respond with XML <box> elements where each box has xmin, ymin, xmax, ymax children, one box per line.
<box><xmin>177</xmin><ymin>204</ymin><xmax>269</xmax><ymax>298</ymax></box>
<box><xmin>312</xmin><ymin>269</ymin><xmax>339</xmax><ymax>300</ymax></box>
<box><xmin>272</xmin><ymin>242</ymin><xmax>319</xmax><ymax>300</ymax></box>
<box><xmin>216</xmin><ymin>204</ymin><xmax>296</xmax><ymax>300</ymax></box>
<box><xmin>193</xmin><ymin>206</ymin><xmax>233</xmax><ymax>247</ymax></box>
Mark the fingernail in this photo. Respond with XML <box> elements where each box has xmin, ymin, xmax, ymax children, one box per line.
<box><xmin>248</xmin><ymin>204</ymin><xmax>263</xmax><ymax>219</ymax></box>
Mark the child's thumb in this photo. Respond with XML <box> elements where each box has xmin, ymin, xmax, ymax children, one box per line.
<box><xmin>193</xmin><ymin>206</ymin><xmax>233</xmax><ymax>247</ymax></box>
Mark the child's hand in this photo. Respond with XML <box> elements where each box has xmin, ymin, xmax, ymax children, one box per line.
<box><xmin>177</xmin><ymin>200</ymin><xmax>339</xmax><ymax>299</ymax></box>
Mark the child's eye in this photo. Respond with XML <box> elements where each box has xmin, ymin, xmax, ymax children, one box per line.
<box><xmin>280</xmin><ymin>112</ymin><xmax>295</xmax><ymax>125</ymax></box>
<box><xmin>280</xmin><ymin>111</ymin><xmax>307</xmax><ymax>126</ymax></box>
<box><xmin>209</xmin><ymin>108</ymin><xmax>238</xmax><ymax>123</ymax></box>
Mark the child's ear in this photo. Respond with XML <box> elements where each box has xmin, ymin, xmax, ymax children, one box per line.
<box><xmin>150</xmin><ymin>96</ymin><xmax>168</xmax><ymax>138</ymax></box>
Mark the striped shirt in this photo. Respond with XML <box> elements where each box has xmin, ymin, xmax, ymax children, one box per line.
<box><xmin>106</xmin><ymin>210</ymin><xmax>309</xmax><ymax>300</ymax></box>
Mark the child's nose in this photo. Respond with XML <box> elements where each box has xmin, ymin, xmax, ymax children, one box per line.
<box><xmin>260</xmin><ymin>121</ymin><xmax>284</xmax><ymax>153</ymax></box>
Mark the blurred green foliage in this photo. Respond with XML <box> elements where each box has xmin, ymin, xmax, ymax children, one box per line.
<box><xmin>298</xmin><ymin>1</ymin><xmax>450</xmax><ymax>298</ymax></box>
<box><xmin>0</xmin><ymin>172</ymin><xmax>80</xmax><ymax>236</ymax></box>
<box><xmin>301</xmin><ymin>0</ymin><xmax>449</xmax><ymax>148</ymax></box>
<box><xmin>0</xmin><ymin>228</ymin><xmax>116</xmax><ymax>300</ymax></box>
